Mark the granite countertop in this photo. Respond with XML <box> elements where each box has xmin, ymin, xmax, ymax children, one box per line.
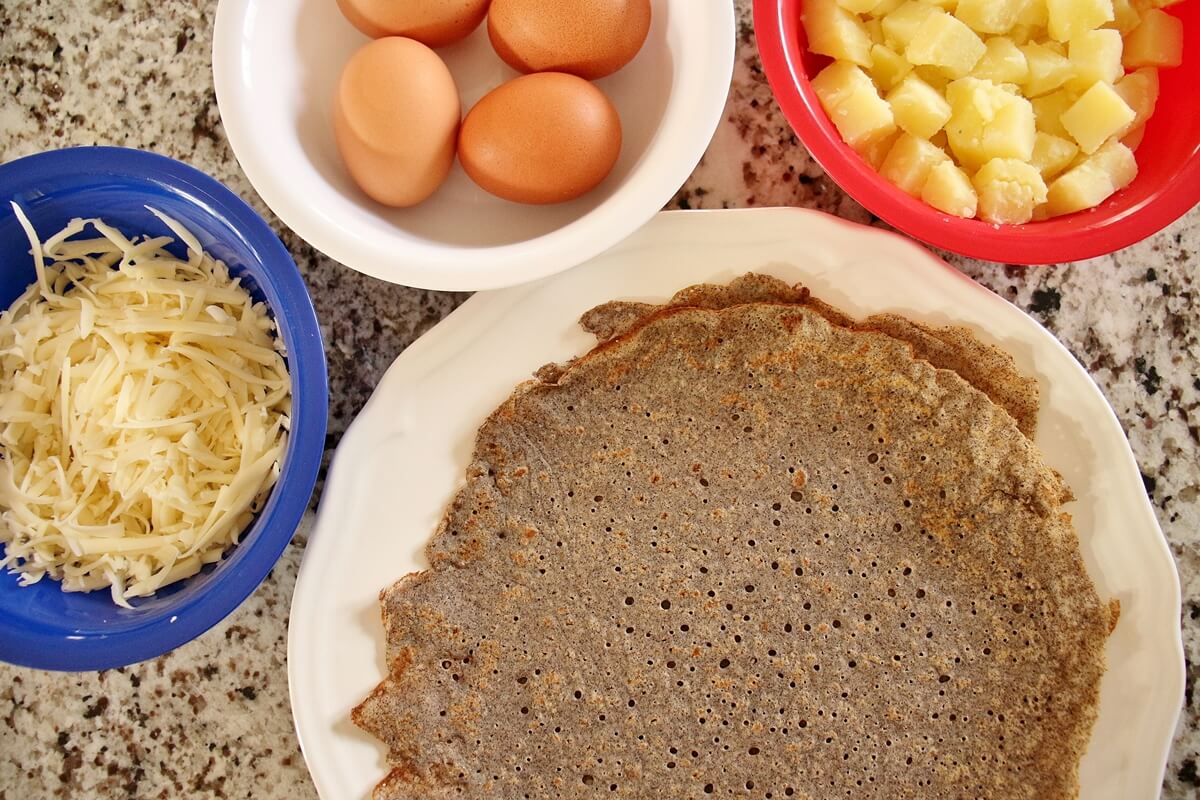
<box><xmin>0</xmin><ymin>1</ymin><xmax>1196</xmax><ymax>797</ymax></box>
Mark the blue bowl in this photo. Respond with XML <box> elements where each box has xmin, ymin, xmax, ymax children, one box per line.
<box><xmin>0</xmin><ymin>147</ymin><xmax>328</xmax><ymax>671</ymax></box>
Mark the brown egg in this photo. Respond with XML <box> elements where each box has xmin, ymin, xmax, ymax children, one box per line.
<box><xmin>336</xmin><ymin>0</ymin><xmax>490</xmax><ymax>47</ymax></box>
<box><xmin>487</xmin><ymin>0</ymin><xmax>651</xmax><ymax>80</ymax></box>
<box><xmin>458</xmin><ymin>72</ymin><xmax>622</xmax><ymax>204</ymax></box>
<box><xmin>333</xmin><ymin>37</ymin><xmax>461</xmax><ymax>207</ymax></box>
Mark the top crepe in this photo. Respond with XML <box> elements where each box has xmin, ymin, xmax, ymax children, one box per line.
<box><xmin>354</xmin><ymin>275</ymin><xmax>1114</xmax><ymax>800</ymax></box>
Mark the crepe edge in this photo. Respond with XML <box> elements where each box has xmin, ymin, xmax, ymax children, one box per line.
<box><xmin>574</xmin><ymin>273</ymin><xmax>1041</xmax><ymax>441</ymax></box>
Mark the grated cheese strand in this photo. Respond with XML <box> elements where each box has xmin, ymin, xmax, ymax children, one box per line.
<box><xmin>0</xmin><ymin>205</ymin><xmax>291</xmax><ymax>607</ymax></box>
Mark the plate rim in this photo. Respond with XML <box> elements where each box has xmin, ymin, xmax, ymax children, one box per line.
<box><xmin>211</xmin><ymin>0</ymin><xmax>737</xmax><ymax>291</ymax></box>
<box><xmin>288</xmin><ymin>207</ymin><xmax>1184</xmax><ymax>799</ymax></box>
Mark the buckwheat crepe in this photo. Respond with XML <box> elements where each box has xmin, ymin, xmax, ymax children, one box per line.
<box><xmin>354</xmin><ymin>275</ymin><xmax>1114</xmax><ymax>800</ymax></box>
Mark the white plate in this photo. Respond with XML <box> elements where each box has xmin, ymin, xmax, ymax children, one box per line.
<box><xmin>212</xmin><ymin>0</ymin><xmax>735</xmax><ymax>291</ymax></box>
<box><xmin>289</xmin><ymin>208</ymin><xmax>1184</xmax><ymax>800</ymax></box>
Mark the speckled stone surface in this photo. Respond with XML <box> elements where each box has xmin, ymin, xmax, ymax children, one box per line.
<box><xmin>0</xmin><ymin>1</ymin><xmax>1196</xmax><ymax>798</ymax></box>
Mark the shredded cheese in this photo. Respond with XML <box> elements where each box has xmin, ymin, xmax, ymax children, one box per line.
<box><xmin>0</xmin><ymin>204</ymin><xmax>291</xmax><ymax>607</ymax></box>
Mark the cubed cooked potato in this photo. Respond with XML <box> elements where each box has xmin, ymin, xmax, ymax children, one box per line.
<box><xmin>914</xmin><ymin>65</ymin><xmax>952</xmax><ymax>92</ymax></box>
<box><xmin>871</xmin><ymin>0</ymin><xmax>906</xmax><ymax>15</ymax></box>
<box><xmin>881</xmin><ymin>2</ymin><xmax>941</xmax><ymax>49</ymax></box>
<box><xmin>1007</xmin><ymin>23</ymin><xmax>1040</xmax><ymax>44</ymax></box>
<box><xmin>865</xmin><ymin>17</ymin><xmax>886</xmax><ymax>44</ymax></box>
<box><xmin>879</xmin><ymin>132</ymin><xmax>951</xmax><ymax>195</ymax></box>
<box><xmin>972</xmin><ymin>37</ymin><xmax>1031</xmax><ymax>82</ymax></box>
<box><xmin>1123</xmin><ymin>8</ymin><xmax>1184</xmax><ymax>68</ymax></box>
<box><xmin>1061</xmin><ymin>81</ymin><xmax>1136</xmax><ymax>153</ymax></box>
<box><xmin>1043</xmin><ymin>39</ymin><xmax>1068</xmax><ymax>56</ymax></box>
<box><xmin>804</xmin><ymin>0</ymin><xmax>875</xmax><ymax>67</ymax></box>
<box><xmin>837</xmin><ymin>0</ymin><xmax>883</xmax><ymax>13</ymax></box>
<box><xmin>906</xmin><ymin>12</ymin><xmax>988</xmax><ymax>77</ymax></box>
<box><xmin>812</xmin><ymin>61</ymin><xmax>863</xmax><ymax>109</ymax></box>
<box><xmin>921</xmin><ymin>160</ymin><xmax>979</xmax><ymax>216</ymax></box>
<box><xmin>1121</xmin><ymin>123</ymin><xmax>1146</xmax><ymax>149</ymax></box>
<box><xmin>1020</xmin><ymin>42</ymin><xmax>1073</xmax><ymax>95</ymax></box>
<box><xmin>1066</xmin><ymin>29</ymin><xmax>1124</xmax><ymax>91</ymax></box>
<box><xmin>1031</xmin><ymin>88</ymin><xmax>1080</xmax><ymax>137</ymax></box>
<box><xmin>1046</xmin><ymin>139</ymin><xmax>1137</xmax><ymax>215</ymax></box>
<box><xmin>1030</xmin><ymin>131</ymin><xmax>1080</xmax><ymax>178</ymax></box>
<box><xmin>974</xmin><ymin>158</ymin><xmax>1049</xmax><ymax>223</ymax></box>
<box><xmin>869</xmin><ymin>43</ymin><xmax>915</xmax><ymax>90</ymax></box>
<box><xmin>1114</xmin><ymin>68</ymin><xmax>1160</xmax><ymax>130</ymax></box>
<box><xmin>1016</xmin><ymin>0</ymin><xmax>1049</xmax><ymax>28</ymax></box>
<box><xmin>812</xmin><ymin>61</ymin><xmax>899</xmax><ymax>149</ymax></box>
<box><xmin>860</xmin><ymin>130</ymin><xmax>903</xmax><ymax>168</ymax></box>
<box><xmin>1107</xmin><ymin>0</ymin><xmax>1142</xmax><ymax>34</ymax></box>
<box><xmin>955</xmin><ymin>0</ymin><xmax>1023</xmax><ymax>35</ymax></box>
<box><xmin>888</xmin><ymin>73</ymin><xmax>954</xmax><ymax>138</ymax></box>
<box><xmin>1046</xmin><ymin>0</ymin><xmax>1115</xmax><ymax>43</ymax></box>
<box><xmin>946</xmin><ymin>77</ymin><xmax>1037</xmax><ymax>170</ymax></box>
<box><xmin>800</xmin><ymin>0</ymin><xmax>1174</xmax><ymax>221</ymax></box>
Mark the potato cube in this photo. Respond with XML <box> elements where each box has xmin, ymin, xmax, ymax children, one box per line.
<box><xmin>860</xmin><ymin>130</ymin><xmax>903</xmax><ymax>168</ymax></box>
<box><xmin>869</xmin><ymin>44</ymin><xmax>914</xmax><ymax>90</ymax></box>
<box><xmin>974</xmin><ymin>158</ymin><xmax>1049</xmax><ymax>223</ymax></box>
<box><xmin>1067</xmin><ymin>29</ymin><xmax>1124</xmax><ymax>91</ymax></box>
<box><xmin>945</xmin><ymin>77</ymin><xmax>1037</xmax><ymax>170</ymax></box>
<box><xmin>922</xmin><ymin>160</ymin><xmax>979</xmax><ymax>216</ymax></box>
<box><xmin>906</xmin><ymin>12</ymin><xmax>988</xmax><ymax>77</ymax></box>
<box><xmin>1030</xmin><ymin>131</ymin><xmax>1080</xmax><ymax>178</ymax></box>
<box><xmin>914</xmin><ymin>65</ymin><xmax>952</xmax><ymax>92</ymax></box>
<box><xmin>812</xmin><ymin>61</ymin><xmax>862</xmax><ymax>109</ymax></box>
<box><xmin>1020</xmin><ymin>42</ymin><xmax>1073</xmax><ymax>95</ymax></box>
<box><xmin>803</xmin><ymin>0</ymin><xmax>875</xmax><ymax>67</ymax></box>
<box><xmin>865</xmin><ymin>18</ymin><xmax>886</xmax><ymax>44</ymax></box>
<box><xmin>1016</xmin><ymin>0</ymin><xmax>1049</xmax><ymax>28</ymax></box>
<box><xmin>888</xmin><ymin>73</ymin><xmax>954</xmax><ymax>138</ymax></box>
<box><xmin>812</xmin><ymin>62</ymin><xmax>899</xmax><ymax>149</ymax></box>
<box><xmin>1107</xmin><ymin>0</ymin><xmax>1142</xmax><ymax>34</ymax></box>
<box><xmin>1007</xmin><ymin>23</ymin><xmax>1040</xmax><ymax>44</ymax></box>
<box><xmin>922</xmin><ymin>0</ymin><xmax>960</xmax><ymax>10</ymax></box>
<box><xmin>882</xmin><ymin>2</ymin><xmax>941</xmax><ymax>50</ymax></box>
<box><xmin>837</xmin><ymin>0</ymin><xmax>882</xmax><ymax>13</ymax></box>
<box><xmin>879</xmin><ymin>132</ymin><xmax>950</xmax><ymax>195</ymax></box>
<box><xmin>1046</xmin><ymin>139</ymin><xmax>1137</xmax><ymax>215</ymax></box>
<box><xmin>1121</xmin><ymin>123</ymin><xmax>1146</xmax><ymax>149</ymax></box>
<box><xmin>871</xmin><ymin>0</ymin><xmax>906</xmax><ymax>15</ymax></box>
<box><xmin>955</xmin><ymin>0</ymin><xmax>1022</xmax><ymax>35</ymax></box>
<box><xmin>1031</xmin><ymin>88</ymin><xmax>1079</xmax><ymax>137</ymax></box>
<box><xmin>1114</xmin><ymin>68</ymin><xmax>1160</xmax><ymax>129</ymax></box>
<box><xmin>1046</xmin><ymin>0</ymin><xmax>1114</xmax><ymax>42</ymax></box>
<box><xmin>972</xmin><ymin>37</ymin><xmax>1031</xmax><ymax>83</ymax></box>
<box><xmin>1123</xmin><ymin>8</ymin><xmax>1184</xmax><ymax>68</ymax></box>
<box><xmin>1061</xmin><ymin>81</ymin><xmax>1136</xmax><ymax>152</ymax></box>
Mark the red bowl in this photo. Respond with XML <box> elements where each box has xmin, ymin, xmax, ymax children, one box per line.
<box><xmin>754</xmin><ymin>0</ymin><xmax>1200</xmax><ymax>264</ymax></box>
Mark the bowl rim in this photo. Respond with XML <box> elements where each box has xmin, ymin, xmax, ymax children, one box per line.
<box><xmin>0</xmin><ymin>146</ymin><xmax>328</xmax><ymax>672</ymax></box>
<box><xmin>211</xmin><ymin>0</ymin><xmax>738</xmax><ymax>291</ymax></box>
<box><xmin>753</xmin><ymin>0</ymin><xmax>1200</xmax><ymax>264</ymax></box>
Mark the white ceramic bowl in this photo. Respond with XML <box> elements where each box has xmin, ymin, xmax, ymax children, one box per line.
<box><xmin>212</xmin><ymin>0</ymin><xmax>736</xmax><ymax>291</ymax></box>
